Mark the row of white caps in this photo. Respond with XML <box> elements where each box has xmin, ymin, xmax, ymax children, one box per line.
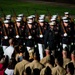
<box><xmin>4</xmin><ymin>12</ymin><xmax>69</xmax><ymax>23</ymax></box>
<box><xmin>5</xmin><ymin>11</ymin><xmax>69</xmax><ymax>19</ymax></box>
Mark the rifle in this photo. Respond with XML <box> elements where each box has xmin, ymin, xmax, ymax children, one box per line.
<box><xmin>12</xmin><ymin>8</ymin><xmax>16</xmax><ymax>17</ymax></box>
<box><xmin>12</xmin><ymin>8</ymin><xmax>16</xmax><ymax>22</ymax></box>
<box><xmin>3</xmin><ymin>23</ymin><xmax>7</xmax><ymax>36</ymax></box>
<box><xmin>38</xmin><ymin>21</ymin><xmax>42</xmax><ymax>35</ymax></box>
<box><xmin>12</xmin><ymin>9</ymin><xmax>19</xmax><ymax>36</ymax></box>
<box><xmin>61</xmin><ymin>20</ymin><xmax>66</xmax><ymax>34</ymax></box>
<box><xmin>34</xmin><ymin>9</ymin><xmax>39</xmax><ymax>21</ymax></box>
<box><xmin>46</xmin><ymin>8</ymin><xmax>51</xmax><ymax>21</ymax></box>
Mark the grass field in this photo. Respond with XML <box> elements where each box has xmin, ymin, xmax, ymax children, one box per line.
<box><xmin>0</xmin><ymin>0</ymin><xmax>75</xmax><ymax>17</ymax></box>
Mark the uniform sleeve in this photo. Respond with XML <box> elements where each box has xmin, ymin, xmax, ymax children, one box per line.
<box><xmin>40</xmin><ymin>68</ymin><xmax>45</xmax><ymax>75</ymax></box>
<box><xmin>44</xmin><ymin>30</ymin><xmax>49</xmax><ymax>49</ymax></box>
<box><xmin>52</xmin><ymin>68</ymin><xmax>57</xmax><ymax>75</ymax></box>
<box><xmin>14</xmin><ymin>65</ymin><xmax>19</xmax><ymax>75</ymax></box>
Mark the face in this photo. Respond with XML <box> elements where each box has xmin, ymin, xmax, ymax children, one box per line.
<box><xmin>65</xmin><ymin>14</ymin><xmax>69</xmax><ymax>18</ymax></box>
<box><xmin>28</xmin><ymin>24</ymin><xmax>32</xmax><ymax>29</ymax></box>
<box><xmin>55</xmin><ymin>58</ymin><xmax>58</xmax><ymax>66</ymax></box>
<box><xmin>50</xmin><ymin>25</ymin><xmax>54</xmax><ymax>29</ymax></box>
<box><xmin>5</xmin><ymin>23</ymin><xmax>9</xmax><ymax>28</ymax></box>
<box><xmin>71</xmin><ymin>54</ymin><xmax>75</xmax><ymax>61</ymax></box>
<box><xmin>33</xmin><ymin>18</ymin><xmax>35</xmax><ymax>22</ymax></box>
<box><xmin>62</xmin><ymin>51</ymin><xmax>67</xmax><ymax>57</ymax></box>
<box><xmin>64</xmin><ymin>22</ymin><xmax>68</xmax><ymax>27</ymax></box>
<box><xmin>16</xmin><ymin>22</ymin><xmax>21</xmax><ymax>27</ymax></box>
<box><xmin>39</xmin><ymin>22</ymin><xmax>44</xmax><ymax>26</ymax></box>
<box><xmin>45</xmin><ymin>50</ymin><xmax>50</xmax><ymax>55</ymax></box>
<box><xmin>29</xmin><ymin>19</ymin><xmax>33</xmax><ymax>23</ymax></box>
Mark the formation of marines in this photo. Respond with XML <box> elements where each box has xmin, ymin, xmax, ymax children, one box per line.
<box><xmin>0</xmin><ymin>12</ymin><xmax>75</xmax><ymax>60</ymax></box>
<box><xmin>0</xmin><ymin>11</ymin><xmax>75</xmax><ymax>75</ymax></box>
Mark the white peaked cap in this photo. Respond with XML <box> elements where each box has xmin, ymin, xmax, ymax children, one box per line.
<box><xmin>50</xmin><ymin>18</ymin><xmax>56</xmax><ymax>21</ymax></box>
<box><xmin>40</xmin><ymin>14</ymin><xmax>45</xmax><ymax>17</ymax></box>
<box><xmin>52</xmin><ymin>15</ymin><xmax>58</xmax><ymax>19</ymax></box>
<box><xmin>18</xmin><ymin>14</ymin><xmax>24</xmax><ymax>17</ymax></box>
<box><xmin>6</xmin><ymin>15</ymin><xmax>11</xmax><ymax>20</ymax></box>
<box><xmin>17</xmin><ymin>17</ymin><xmax>22</xmax><ymax>20</ymax></box>
<box><xmin>39</xmin><ymin>14</ymin><xmax>45</xmax><ymax>20</ymax></box>
<box><xmin>64</xmin><ymin>12</ymin><xmax>69</xmax><ymax>15</ymax></box>
<box><xmin>6</xmin><ymin>15</ymin><xmax>11</xmax><ymax>17</ymax></box>
<box><xmin>27</xmin><ymin>21</ymin><xmax>32</xmax><ymax>24</ymax></box>
<box><xmin>27</xmin><ymin>16</ymin><xmax>33</xmax><ymax>19</ymax></box>
<box><xmin>38</xmin><ymin>19</ymin><xmax>44</xmax><ymax>23</ymax></box>
<box><xmin>4</xmin><ymin>20</ymin><xmax>9</xmax><ymax>24</ymax></box>
<box><xmin>49</xmin><ymin>21</ymin><xmax>56</xmax><ymax>26</ymax></box>
<box><xmin>16</xmin><ymin>19</ymin><xmax>21</xmax><ymax>22</ymax></box>
<box><xmin>31</xmin><ymin>15</ymin><xmax>35</xmax><ymax>18</ymax></box>
<box><xmin>6</xmin><ymin>17</ymin><xmax>11</xmax><ymax>20</ymax></box>
<box><xmin>62</xmin><ymin>16</ymin><xmax>67</xmax><ymax>20</ymax></box>
<box><xmin>63</xmin><ymin>20</ymin><xmax>69</xmax><ymax>23</ymax></box>
<box><xmin>39</xmin><ymin>16</ymin><xmax>44</xmax><ymax>20</ymax></box>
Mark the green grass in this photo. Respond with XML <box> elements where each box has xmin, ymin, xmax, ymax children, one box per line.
<box><xmin>0</xmin><ymin>0</ymin><xmax>75</xmax><ymax>17</ymax></box>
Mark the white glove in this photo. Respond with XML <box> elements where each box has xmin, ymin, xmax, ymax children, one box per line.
<box><xmin>47</xmin><ymin>42</ymin><xmax>48</xmax><ymax>44</ymax></box>
<box><xmin>28</xmin><ymin>36</ymin><xmax>32</xmax><ymax>39</ymax></box>
<box><xmin>4</xmin><ymin>36</ymin><xmax>8</xmax><ymax>39</ymax></box>
<box><xmin>64</xmin><ymin>33</ymin><xmax>67</xmax><ymax>37</ymax></box>
<box><xmin>63</xmin><ymin>44</ymin><xmax>67</xmax><ymax>49</ymax></box>
<box><xmin>35</xmin><ymin>45</ymin><xmax>37</xmax><ymax>47</ymax></box>
<box><xmin>23</xmin><ymin>43</ymin><xmax>25</xmax><ymax>45</ymax></box>
<box><xmin>71</xmin><ymin>42</ymin><xmax>73</xmax><ymax>45</ymax></box>
<box><xmin>60</xmin><ymin>42</ymin><xmax>62</xmax><ymax>45</ymax></box>
<box><xmin>16</xmin><ymin>35</ymin><xmax>19</xmax><ymax>38</ymax></box>
<box><xmin>40</xmin><ymin>34</ymin><xmax>43</xmax><ymax>38</ymax></box>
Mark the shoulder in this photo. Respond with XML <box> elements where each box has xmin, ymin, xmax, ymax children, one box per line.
<box><xmin>25</xmin><ymin>62</ymin><xmax>31</xmax><ymax>69</ymax></box>
<box><xmin>52</xmin><ymin>66</ymin><xmax>57</xmax><ymax>75</ymax></box>
<box><xmin>40</xmin><ymin>57</ymin><xmax>47</xmax><ymax>64</ymax></box>
<box><xmin>40</xmin><ymin>68</ymin><xmax>45</xmax><ymax>75</ymax></box>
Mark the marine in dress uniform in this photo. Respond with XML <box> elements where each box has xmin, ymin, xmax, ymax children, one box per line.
<box><xmin>18</xmin><ymin>14</ymin><xmax>27</xmax><ymax>28</ymax></box>
<box><xmin>51</xmin><ymin>15</ymin><xmax>61</xmax><ymax>50</ymax></box>
<box><xmin>36</xmin><ymin>18</ymin><xmax>45</xmax><ymax>60</ymax></box>
<box><xmin>61</xmin><ymin>19</ymin><xmax>72</xmax><ymax>50</ymax></box>
<box><xmin>1</xmin><ymin>20</ymin><xmax>15</xmax><ymax>51</ymax></box>
<box><xmin>64</xmin><ymin>12</ymin><xmax>71</xmax><ymax>21</ymax></box>
<box><xmin>25</xmin><ymin>20</ymin><xmax>35</xmax><ymax>51</ymax></box>
<box><xmin>64</xmin><ymin>12</ymin><xmax>74</xmax><ymax>52</ymax></box>
<box><xmin>32</xmin><ymin>15</ymin><xmax>38</xmax><ymax>45</ymax></box>
<box><xmin>44</xmin><ymin>21</ymin><xmax>58</xmax><ymax>55</ymax></box>
<box><xmin>5</xmin><ymin>15</ymin><xmax>14</xmax><ymax>28</ymax></box>
<box><xmin>14</xmin><ymin>17</ymin><xmax>25</xmax><ymax>45</ymax></box>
